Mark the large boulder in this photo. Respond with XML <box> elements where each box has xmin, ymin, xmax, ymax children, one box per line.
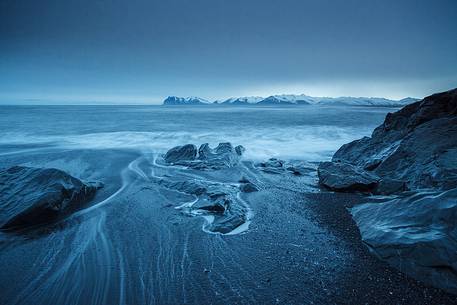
<box><xmin>351</xmin><ymin>188</ymin><xmax>457</xmax><ymax>294</ymax></box>
<box><xmin>0</xmin><ymin>166</ymin><xmax>102</xmax><ymax>230</ymax></box>
<box><xmin>319</xmin><ymin>88</ymin><xmax>457</xmax><ymax>194</ymax></box>
<box><xmin>318</xmin><ymin>161</ymin><xmax>379</xmax><ymax>192</ymax></box>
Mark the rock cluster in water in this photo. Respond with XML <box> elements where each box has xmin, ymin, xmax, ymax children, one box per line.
<box><xmin>164</xmin><ymin>142</ymin><xmax>245</xmax><ymax>170</ymax></box>
<box><xmin>318</xmin><ymin>88</ymin><xmax>457</xmax><ymax>293</ymax></box>
<box><xmin>160</xmin><ymin>142</ymin><xmax>257</xmax><ymax>234</ymax></box>
<box><xmin>0</xmin><ymin>166</ymin><xmax>102</xmax><ymax>230</ymax></box>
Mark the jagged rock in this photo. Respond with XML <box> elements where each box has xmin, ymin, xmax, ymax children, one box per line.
<box><xmin>351</xmin><ymin>188</ymin><xmax>457</xmax><ymax>294</ymax></box>
<box><xmin>319</xmin><ymin>88</ymin><xmax>457</xmax><ymax>194</ymax></box>
<box><xmin>318</xmin><ymin>161</ymin><xmax>379</xmax><ymax>192</ymax></box>
<box><xmin>0</xmin><ymin>166</ymin><xmax>102</xmax><ymax>230</ymax></box>
<box><xmin>164</xmin><ymin>142</ymin><xmax>245</xmax><ymax>170</ymax></box>
<box><xmin>197</xmin><ymin>142</ymin><xmax>245</xmax><ymax>169</ymax></box>
<box><xmin>164</xmin><ymin>144</ymin><xmax>198</xmax><ymax>164</ymax></box>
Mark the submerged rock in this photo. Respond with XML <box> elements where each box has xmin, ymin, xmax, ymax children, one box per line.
<box><xmin>318</xmin><ymin>161</ymin><xmax>379</xmax><ymax>192</ymax></box>
<box><xmin>0</xmin><ymin>166</ymin><xmax>102</xmax><ymax>230</ymax></box>
<box><xmin>164</xmin><ymin>142</ymin><xmax>245</xmax><ymax>170</ymax></box>
<box><xmin>351</xmin><ymin>188</ymin><xmax>457</xmax><ymax>294</ymax></box>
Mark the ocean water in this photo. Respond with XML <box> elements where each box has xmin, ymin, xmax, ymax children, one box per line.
<box><xmin>0</xmin><ymin>105</ymin><xmax>393</xmax><ymax>160</ymax></box>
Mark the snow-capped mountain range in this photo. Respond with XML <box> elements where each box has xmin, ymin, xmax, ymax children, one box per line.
<box><xmin>163</xmin><ymin>95</ymin><xmax>419</xmax><ymax>106</ymax></box>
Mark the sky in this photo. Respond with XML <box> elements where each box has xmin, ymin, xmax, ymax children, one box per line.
<box><xmin>1</xmin><ymin>0</ymin><xmax>456</xmax><ymax>104</ymax></box>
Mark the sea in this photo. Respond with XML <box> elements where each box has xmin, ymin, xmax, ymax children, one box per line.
<box><xmin>0</xmin><ymin>105</ymin><xmax>394</xmax><ymax>160</ymax></box>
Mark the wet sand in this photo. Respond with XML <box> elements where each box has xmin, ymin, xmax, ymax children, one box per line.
<box><xmin>0</xmin><ymin>147</ymin><xmax>456</xmax><ymax>304</ymax></box>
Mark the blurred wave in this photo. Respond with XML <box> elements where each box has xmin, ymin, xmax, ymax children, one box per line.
<box><xmin>0</xmin><ymin>126</ymin><xmax>366</xmax><ymax>161</ymax></box>
<box><xmin>0</xmin><ymin>105</ymin><xmax>393</xmax><ymax>161</ymax></box>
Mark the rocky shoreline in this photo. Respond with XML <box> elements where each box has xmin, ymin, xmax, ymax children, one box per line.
<box><xmin>318</xmin><ymin>88</ymin><xmax>457</xmax><ymax>293</ymax></box>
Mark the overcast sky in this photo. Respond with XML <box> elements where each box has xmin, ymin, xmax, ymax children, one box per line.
<box><xmin>1</xmin><ymin>0</ymin><xmax>456</xmax><ymax>104</ymax></box>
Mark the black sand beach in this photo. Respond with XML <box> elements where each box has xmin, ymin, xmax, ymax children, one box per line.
<box><xmin>1</xmin><ymin>145</ymin><xmax>456</xmax><ymax>304</ymax></box>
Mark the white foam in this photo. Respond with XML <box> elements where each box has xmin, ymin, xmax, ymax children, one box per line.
<box><xmin>0</xmin><ymin>125</ymin><xmax>368</xmax><ymax>162</ymax></box>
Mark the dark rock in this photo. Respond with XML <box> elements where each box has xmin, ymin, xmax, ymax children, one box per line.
<box><xmin>156</xmin><ymin>177</ymin><xmax>248</xmax><ymax>234</ymax></box>
<box><xmin>155</xmin><ymin>177</ymin><xmax>207</xmax><ymax>195</ymax></box>
<box><xmin>0</xmin><ymin>166</ymin><xmax>102</xmax><ymax>230</ymax></box>
<box><xmin>321</xmin><ymin>88</ymin><xmax>457</xmax><ymax>293</ymax></box>
<box><xmin>375</xmin><ymin>178</ymin><xmax>407</xmax><ymax>195</ymax></box>
<box><xmin>238</xmin><ymin>176</ymin><xmax>250</xmax><ymax>184</ymax></box>
<box><xmin>261</xmin><ymin>158</ymin><xmax>284</xmax><ymax>168</ymax></box>
<box><xmin>256</xmin><ymin>158</ymin><xmax>285</xmax><ymax>174</ymax></box>
<box><xmin>256</xmin><ymin>158</ymin><xmax>317</xmax><ymax>177</ymax></box>
<box><xmin>192</xmin><ymin>197</ymin><xmax>228</xmax><ymax>213</ymax></box>
<box><xmin>164</xmin><ymin>142</ymin><xmax>245</xmax><ymax>170</ymax></box>
<box><xmin>238</xmin><ymin>176</ymin><xmax>259</xmax><ymax>193</ymax></box>
<box><xmin>240</xmin><ymin>182</ymin><xmax>259</xmax><ymax>193</ymax></box>
<box><xmin>197</xmin><ymin>142</ymin><xmax>245</xmax><ymax>169</ymax></box>
<box><xmin>318</xmin><ymin>161</ymin><xmax>379</xmax><ymax>192</ymax></box>
<box><xmin>235</xmin><ymin>145</ymin><xmax>245</xmax><ymax>156</ymax></box>
<box><xmin>351</xmin><ymin>188</ymin><xmax>457</xmax><ymax>294</ymax></box>
<box><xmin>164</xmin><ymin>144</ymin><xmax>198</xmax><ymax>164</ymax></box>
<box><xmin>325</xmin><ymin>88</ymin><xmax>457</xmax><ymax>193</ymax></box>
<box><xmin>207</xmin><ymin>212</ymin><xmax>247</xmax><ymax>234</ymax></box>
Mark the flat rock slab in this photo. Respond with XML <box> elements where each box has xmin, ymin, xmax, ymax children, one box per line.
<box><xmin>0</xmin><ymin>166</ymin><xmax>102</xmax><ymax>230</ymax></box>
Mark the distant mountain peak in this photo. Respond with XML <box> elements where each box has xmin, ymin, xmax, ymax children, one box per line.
<box><xmin>163</xmin><ymin>96</ymin><xmax>210</xmax><ymax>105</ymax></box>
<box><xmin>221</xmin><ymin>96</ymin><xmax>264</xmax><ymax>104</ymax></box>
<box><xmin>162</xmin><ymin>94</ymin><xmax>419</xmax><ymax>107</ymax></box>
